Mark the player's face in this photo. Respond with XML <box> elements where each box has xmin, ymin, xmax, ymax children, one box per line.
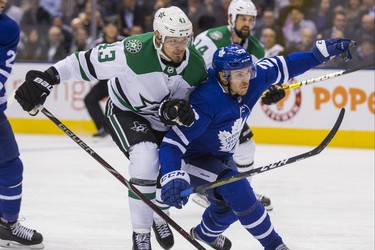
<box><xmin>229</xmin><ymin>67</ymin><xmax>251</xmax><ymax>96</ymax></box>
<box><xmin>234</xmin><ymin>15</ymin><xmax>255</xmax><ymax>39</ymax></box>
<box><xmin>162</xmin><ymin>36</ymin><xmax>190</xmax><ymax>63</ymax></box>
<box><xmin>0</xmin><ymin>0</ymin><xmax>7</xmax><ymax>13</ymax></box>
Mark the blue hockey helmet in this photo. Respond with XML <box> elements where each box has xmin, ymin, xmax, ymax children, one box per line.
<box><xmin>212</xmin><ymin>44</ymin><xmax>257</xmax><ymax>80</ymax></box>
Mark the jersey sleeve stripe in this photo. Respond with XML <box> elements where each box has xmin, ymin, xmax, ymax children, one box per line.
<box><xmin>172</xmin><ymin>126</ymin><xmax>189</xmax><ymax>146</ymax></box>
<box><xmin>162</xmin><ymin>137</ymin><xmax>187</xmax><ymax>154</ymax></box>
<box><xmin>277</xmin><ymin>56</ymin><xmax>289</xmax><ymax>82</ymax></box>
<box><xmin>84</xmin><ymin>49</ymin><xmax>97</xmax><ymax>79</ymax></box>
<box><xmin>74</xmin><ymin>52</ymin><xmax>90</xmax><ymax>81</ymax></box>
<box><xmin>0</xmin><ymin>68</ymin><xmax>10</xmax><ymax>79</ymax></box>
<box><xmin>268</xmin><ymin>58</ymin><xmax>281</xmax><ymax>83</ymax></box>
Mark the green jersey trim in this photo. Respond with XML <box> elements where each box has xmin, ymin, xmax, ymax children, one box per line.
<box><xmin>74</xmin><ymin>52</ymin><xmax>89</xmax><ymax>81</ymax></box>
<box><xmin>123</xmin><ymin>32</ymin><xmax>162</xmax><ymax>74</ymax></box>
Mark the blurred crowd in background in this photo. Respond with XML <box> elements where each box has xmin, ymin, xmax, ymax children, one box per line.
<box><xmin>4</xmin><ymin>0</ymin><xmax>375</xmax><ymax>68</ymax></box>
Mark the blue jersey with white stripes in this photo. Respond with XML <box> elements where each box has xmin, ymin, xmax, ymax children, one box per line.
<box><xmin>160</xmin><ymin>52</ymin><xmax>321</xmax><ymax>175</ymax></box>
<box><xmin>0</xmin><ymin>13</ymin><xmax>20</xmax><ymax>113</ymax></box>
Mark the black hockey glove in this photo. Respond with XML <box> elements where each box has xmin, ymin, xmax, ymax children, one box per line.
<box><xmin>159</xmin><ymin>99</ymin><xmax>195</xmax><ymax>126</ymax></box>
<box><xmin>261</xmin><ymin>85</ymin><xmax>286</xmax><ymax>105</ymax></box>
<box><xmin>15</xmin><ymin>68</ymin><xmax>59</xmax><ymax>115</ymax></box>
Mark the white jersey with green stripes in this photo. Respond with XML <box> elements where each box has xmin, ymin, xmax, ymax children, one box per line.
<box><xmin>53</xmin><ymin>32</ymin><xmax>207</xmax><ymax>131</ymax></box>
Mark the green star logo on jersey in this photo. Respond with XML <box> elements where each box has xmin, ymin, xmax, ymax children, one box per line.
<box><xmin>125</xmin><ymin>39</ymin><xmax>142</xmax><ymax>54</ymax></box>
<box><xmin>209</xmin><ymin>31</ymin><xmax>223</xmax><ymax>41</ymax></box>
<box><xmin>158</xmin><ymin>12</ymin><xmax>165</xmax><ymax>19</ymax></box>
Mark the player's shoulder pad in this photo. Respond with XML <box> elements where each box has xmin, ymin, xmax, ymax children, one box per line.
<box><xmin>0</xmin><ymin>13</ymin><xmax>20</xmax><ymax>45</ymax></box>
<box><xmin>185</xmin><ymin>45</ymin><xmax>208</xmax><ymax>86</ymax></box>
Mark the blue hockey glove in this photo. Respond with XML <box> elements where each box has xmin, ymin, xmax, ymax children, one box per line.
<box><xmin>311</xmin><ymin>38</ymin><xmax>356</xmax><ymax>63</ymax></box>
<box><xmin>161</xmin><ymin>170</ymin><xmax>190</xmax><ymax>209</ymax></box>
<box><xmin>159</xmin><ymin>99</ymin><xmax>195</xmax><ymax>126</ymax></box>
<box><xmin>261</xmin><ymin>84</ymin><xmax>286</xmax><ymax>105</ymax></box>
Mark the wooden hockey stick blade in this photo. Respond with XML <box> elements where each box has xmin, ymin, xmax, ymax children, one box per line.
<box><xmin>181</xmin><ymin>108</ymin><xmax>345</xmax><ymax>197</ymax></box>
<box><xmin>262</xmin><ymin>62</ymin><xmax>375</xmax><ymax>97</ymax></box>
<box><xmin>39</xmin><ymin>106</ymin><xmax>206</xmax><ymax>250</ymax></box>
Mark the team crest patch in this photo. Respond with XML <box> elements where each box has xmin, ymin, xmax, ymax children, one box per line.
<box><xmin>125</xmin><ymin>39</ymin><xmax>142</xmax><ymax>53</ymax></box>
<box><xmin>209</xmin><ymin>31</ymin><xmax>223</xmax><ymax>41</ymax></box>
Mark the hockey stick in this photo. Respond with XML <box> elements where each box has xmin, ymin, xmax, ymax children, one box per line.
<box><xmin>261</xmin><ymin>63</ymin><xmax>375</xmax><ymax>97</ymax></box>
<box><xmin>180</xmin><ymin>108</ymin><xmax>345</xmax><ymax>198</ymax></box>
<box><xmin>34</xmin><ymin>106</ymin><xmax>206</xmax><ymax>250</ymax></box>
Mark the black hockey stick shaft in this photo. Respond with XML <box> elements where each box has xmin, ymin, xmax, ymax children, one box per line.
<box><xmin>39</xmin><ymin>107</ymin><xmax>206</xmax><ymax>250</ymax></box>
<box><xmin>181</xmin><ymin>108</ymin><xmax>345</xmax><ymax>197</ymax></box>
<box><xmin>261</xmin><ymin>62</ymin><xmax>375</xmax><ymax>97</ymax></box>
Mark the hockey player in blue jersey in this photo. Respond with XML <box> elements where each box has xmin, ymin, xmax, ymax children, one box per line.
<box><xmin>159</xmin><ymin>39</ymin><xmax>354</xmax><ymax>250</ymax></box>
<box><xmin>0</xmin><ymin>0</ymin><xmax>43</xmax><ymax>248</ymax></box>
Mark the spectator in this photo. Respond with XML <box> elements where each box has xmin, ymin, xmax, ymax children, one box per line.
<box><xmin>283</xmin><ymin>27</ymin><xmax>316</xmax><ymax>54</ymax></box>
<box><xmin>282</xmin><ymin>7</ymin><xmax>317</xmax><ymax>47</ymax></box>
<box><xmin>20</xmin><ymin>0</ymin><xmax>50</xmax><ymax>36</ymax></box>
<box><xmin>46</xmin><ymin>26</ymin><xmax>68</xmax><ymax>62</ymax></box>
<box><xmin>253</xmin><ymin>8</ymin><xmax>285</xmax><ymax>45</ymax></box>
<box><xmin>261</xmin><ymin>27</ymin><xmax>285</xmax><ymax>57</ymax></box>
<box><xmin>39</xmin><ymin>0</ymin><xmax>61</xmax><ymax>18</ymax></box>
<box><xmin>361</xmin><ymin>0</ymin><xmax>375</xmax><ymax>18</ymax></box>
<box><xmin>277</xmin><ymin>0</ymin><xmax>307</xmax><ymax>27</ymax></box>
<box><xmin>349</xmin><ymin>35</ymin><xmax>375</xmax><ymax>67</ymax></box>
<box><xmin>352</xmin><ymin>14</ymin><xmax>375</xmax><ymax>38</ymax></box>
<box><xmin>307</xmin><ymin>0</ymin><xmax>333</xmax><ymax>34</ymax></box>
<box><xmin>70</xmin><ymin>27</ymin><xmax>90</xmax><ymax>53</ymax></box>
<box><xmin>344</xmin><ymin>0</ymin><xmax>366</xmax><ymax>35</ymax></box>
<box><xmin>52</xmin><ymin>13</ymin><xmax>73</xmax><ymax>54</ymax></box>
<box><xmin>321</xmin><ymin>11</ymin><xmax>347</xmax><ymax>39</ymax></box>
<box><xmin>17</xmin><ymin>27</ymin><xmax>47</xmax><ymax>61</ymax></box>
<box><xmin>4</xmin><ymin>0</ymin><xmax>23</xmax><ymax>24</ymax></box>
<box><xmin>118</xmin><ymin>0</ymin><xmax>144</xmax><ymax>37</ymax></box>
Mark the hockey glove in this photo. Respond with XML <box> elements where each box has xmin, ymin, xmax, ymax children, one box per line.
<box><xmin>161</xmin><ymin>170</ymin><xmax>190</xmax><ymax>209</ymax></box>
<box><xmin>159</xmin><ymin>99</ymin><xmax>195</xmax><ymax>126</ymax></box>
<box><xmin>311</xmin><ymin>38</ymin><xmax>356</xmax><ymax>63</ymax></box>
<box><xmin>261</xmin><ymin>84</ymin><xmax>286</xmax><ymax>105</ymax></box>
<box><xmin>15</xmin><ymin>68</ymin><xmax>59</xmax><ymax>116</ymax></box>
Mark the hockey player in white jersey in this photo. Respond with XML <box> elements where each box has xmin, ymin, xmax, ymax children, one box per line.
<box><xmin>159</xmin><ymin>39</ymin><xmax>354</xmax><ymax>249</ymax></box>
<box><xmin>14</xmin><ymin>6</ymin><xmax>207</xmax><ymax>250</ymax></box>
<box><xmin>193</xmin><ymin>0</ymin><xmax>285</xmax><ymax>211</ymax></box>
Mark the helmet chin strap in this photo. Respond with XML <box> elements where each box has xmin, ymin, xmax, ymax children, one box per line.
<box><xmin>153</xmin><ymin>36</ymin><xmax>172</xmax><ymax>62</ymax></box>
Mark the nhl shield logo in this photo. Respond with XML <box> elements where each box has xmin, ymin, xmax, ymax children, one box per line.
<box><xmin>125</xmin><ymin>39</ymin><xmax>142</xmax><ymax>54</ymax></box>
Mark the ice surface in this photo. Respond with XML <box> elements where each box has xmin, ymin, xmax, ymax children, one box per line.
<box><xmin>13</xmin><ymin>134</ymin><xmax>374</xmax><ymax>250</ymax></box>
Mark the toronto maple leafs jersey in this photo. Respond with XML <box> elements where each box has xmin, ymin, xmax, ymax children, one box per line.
<box><xmin>0</xmin><ymin>13</ymin><xmax>20</xmax><ymax>113</ymax></box>
<box><xmin>159</xmin><ymin>52</ymin><xmax>321</xmax><ymax>175</ymax></box>
<box><xmin>52</xmin><ymin>32</ymin><xmax>207</xmax><ymax>131</ymax></box>
<box><xmin>194</xmin><ymin>25</ymin><xmax>265</xmax><ymax>68</ymax></box>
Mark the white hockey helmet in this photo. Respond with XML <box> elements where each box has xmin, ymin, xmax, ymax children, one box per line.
<box><xmin>228</xmin><ymin>0</ymin><xmax>257</xmax><ymax>28</ymax></box>
<box><xmin>153</xmin><ymin>6</ymin><xmax>193</xmax><ymax>43</ymax></box>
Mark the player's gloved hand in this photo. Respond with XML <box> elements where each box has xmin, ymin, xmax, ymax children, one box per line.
<box><xmin>159</xmin><ymin>99</ymin><xmax>195</xmax><ymax>126</ymax></box>
<box><xmin>311</xmin><ymin>38</ymin><xmax>356</xmax><ymax>63</ymax></box>
<box><xmin>161</xmin><ymin>170</ymin><xmax>190</xmax><ymax>209</ymax></box>
<box><xmin>261</xmin><ymin>84</ymin><xmax>285</xmax><ymax>105</ymax></box>
<box><xmin>15</xmin><ymin>68</ymin><xmax>59</xmax><ymax>115</ymax></box>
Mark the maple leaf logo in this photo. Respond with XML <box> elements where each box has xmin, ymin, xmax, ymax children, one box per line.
<box><xmin>218</xmin><ymin>119</ymin><xmax>243</xmax><ymax>152</ymax></box>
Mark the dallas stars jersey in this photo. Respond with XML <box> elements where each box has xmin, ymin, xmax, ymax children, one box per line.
<box><xmin>160</xmin><ymin>52</ymin><xmax>321</xmax><ymax>174</ymax></box>
<box><xmin>53</xmin><ymin>32</ymin><xmax>207</xmax><ymax>131</ymax></box>
<box><xmin>194</xmin><ymin>25</ymin><xmax>265</xmax><ymax>68</ymax></box>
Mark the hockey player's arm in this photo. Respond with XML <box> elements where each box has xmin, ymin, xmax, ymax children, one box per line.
<box><xmin>159</xmin><ymin>107</ymin><xmax>211</xmax><ymax>208</ymax></box>
<box><xmin>15</xmin><ymin>41</ymin><xmax>126</xmax><ymax>115</ymax></box>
